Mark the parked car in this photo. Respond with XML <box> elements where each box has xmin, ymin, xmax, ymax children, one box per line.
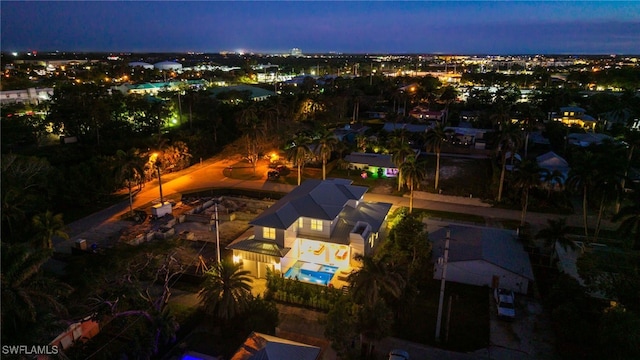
<box><xmin>494</xmin><ymin>288</ymin><xmax>515</xmax><ymax>320</ymax></box>
<box><xmin>389</xmin><ymin>349</ymin><xmax>409</xmax><ymax>360</ymax></box>
<box><xmin>275</xmin><ymin>165</ymin><xmax>289</xmax><ymax>175</ymax></box>
<box><xmin>494</xmin><ymin>288</ymin><xmax>515</xmax><ymax>304</ymax></box>
<box><xmin>267</xmin><ymin>170</ymin><xmax>280</xmax><ymax>180</ymax></box>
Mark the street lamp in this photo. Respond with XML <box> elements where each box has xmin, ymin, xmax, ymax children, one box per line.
<box><xmin>435</xmin><ymin>227</ymin><xmax>451</xmax><ymax>342</ymax></box>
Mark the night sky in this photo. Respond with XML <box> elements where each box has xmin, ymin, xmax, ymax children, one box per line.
<box><xmin>2</xmin><ymin>1</ymin><xmax>639</xmax><ymax>55</ymax></box>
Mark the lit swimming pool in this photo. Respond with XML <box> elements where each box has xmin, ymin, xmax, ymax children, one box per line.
<box><xmin>284</xmin><ymin>261</ymin><xmax>338</xmax><ymax>286</ymax></box>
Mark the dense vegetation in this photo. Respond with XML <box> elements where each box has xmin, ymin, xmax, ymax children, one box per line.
<box><xmin>2</xmin><ymin>55</ymin><xmax>640</xmax><ymax>358</ymax></box>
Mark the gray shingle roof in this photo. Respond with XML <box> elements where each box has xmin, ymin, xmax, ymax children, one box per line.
<box><xmin>344</xmin><ymin>152</ymin><xmax>396</xmax><ymax>168</ymax></box>
<box><xmin>250</xmin><ymin>179</ymin><xmax>367</xmax><ymax>229</ymax></box>
<box><xmin>226</xmin><ymin>236</ymin><xmax>290</xmax><ymax>257</ymax></box>
<box><xmin>430</xmin><ymin>225</ymin><xmax>534</xmax><ymax>280</ymax></box>
<box><xmin>231</xmin><ymin>332</ymin><xmax>321</xmax><ymax>360</ymax></box>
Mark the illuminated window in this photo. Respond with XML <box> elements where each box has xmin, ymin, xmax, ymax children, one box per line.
<box><xmin>570</xmin><ymin>112</ymin><xmax>575</xmax><ymax>116</ymax></box>
<box><xmin>263</xmin><ymin>227</ymin><xmax>276</xmax><ymax>240</ymax></box>
<box><xmin>298</xmin><ymin>218</ymin><xmax>303</xmax><ymax>229</ymax></box>
<box><xmin>311</xmin><ymin>219</ymin><xmax>323</xmax><ymax>231</ymax></box>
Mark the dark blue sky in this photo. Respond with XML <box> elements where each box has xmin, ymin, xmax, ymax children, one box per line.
<box><xmin>2</xmin><ymin>1</ymin><xmax>639</xmax><ymax>54</ymax></box>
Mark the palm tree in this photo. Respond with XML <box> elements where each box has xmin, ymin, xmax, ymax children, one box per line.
<box><xmin>495</xmin><ymin>121</ymin><xmax>523</xmax><ymax>202</ymax></box>
<box><xmin>314</xmin><ymin>128</ymin><xmax>338</xmax><ymax>180</ymax></box>
<box><xmin>593</xmin><ymin>177</ymin><xmax>621</xmax><ymax>242</ymax></box>
<box><xmin>513</xmin><ymin>160</ymin><xmax>547</xmax><ymax>226</ymax></box>
<box><xmin>389</xmin><ymin>135</ymin><xmax>415</xmax><ymax>192</ymax></box>
<box><xmin>400</xmin><ymin>156</ymin><xmax>426</xmax><ymax>213</ymax></box>
<box><xmin>114</xmin><ymin>148</ymin><xmax>145</xmax><ymax>216</ymax></box>
<box><xmin>612</xmin><ymin>197</ymin><xmax>640</xmax><ymax>250</ymax></box>
<box><xmin>286</xmin><ymin>134</ymin><xmax>312</xmax><ymax>185</ymax></box>
<box><xmin>348</xmin><ymin>254</ymin><xmax>405</xmax><ymax>309</ymax></box>
<box><xmin>199</xmin><ymin>260</ymin><xmax>253</xmax><ymax>320</ymax></box>
<box><xmin>1</xmin><ymin>244</ymin><xmax>73</xmax><ymax>337</ymax></box>
<box><xmin>541</xmin><ymin>169</ymin><xmax>566</xmax><ymax>198</ymax></box>
<box><xmin>31</xmin><ymin>211</ymin><xmax>69</xmax><ymax>249</ymax></box>
<box><xmin>567</xmin><ymin>150</ymin><xmax>598</xmax><ymax>241</ymax></box>
<box><xmin>424</xmin><ymin>124</ymin><xmax>450</xmax><ymax>190</ymax></box>
<box><xmin>535</xmin><ymin>218</ymin><xmax>576</xmax><ymax>265</ymax></box>
<box><xmin>439</xmin><ymin>86</ymin><xmax>458</xmax><ymax>124</ymax></box>
<box><xmin>617</xmin><ymin>129</ymin><xmax>640</xmax><ymax>213</ymax></box>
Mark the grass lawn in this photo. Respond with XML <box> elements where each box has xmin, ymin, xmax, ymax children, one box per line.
<box><xmin>424</xmin><ymin>156</ymin><xmax>494</xmax><ymax>199</ymax></box>
<box><xmin>412</xmin><ymin>208</ymin><xmax>486</xmax><ymax>225</ymax></box>
<box><xmin>395</xmin><ymin>281</ymin><xmax>490</xmax><ymax>352</ymax></box>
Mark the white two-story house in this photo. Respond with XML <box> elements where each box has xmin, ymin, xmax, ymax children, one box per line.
<box><xmin>227</xmin><ymin>179</ymin><xmax>392</xmax><ymax>285</ymax></box>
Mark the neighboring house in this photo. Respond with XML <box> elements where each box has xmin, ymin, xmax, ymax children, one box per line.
<box><xmin>536</xmin><ymin>151</ymin><xmax>570</xmax><ymax>186</ymax></box>
<box><xmin>409</xmin><ymin>106</ymin><xmax>446</xmax><ymax>122</ymax></box>
<box><xmin>567</xmin><ymin>132</ymin><xmax>614</xmax><ymax>147</ymax></box>
<box><xmin>443</xmin><ymin>126</ymin><xmax>491</xmax><ymax>147</ymax></box>
<box><xmin>227</xmin><ymin>179</ymin><xmax>392</xmax><ymax>283</ymax></box>
<box><xmin>209</xmin><ymin>84</ymin><xmax>275</xmax><ymax>102</ymax></box>
<box><xmin>382</xmin><ymin>122</ymin><xmax>432</xmax><ymax>133</ymax></box>
<box><xmin>333</xmin><ymin>123</ymin><xmax>370</xmax><ymax>143</ymax></box>
<box><xmin>231</xmin><ymin>332</ymin><xmax>321</xmax><ymax>360</ymax></box>
<box><xmin>0</xmin><ymin>87</ymin><xmax>53</xmax><ymax>105</ymax></box>
<box><xmin>344</xmin><ymin>152</ymin><xmax>399</xmax><ymax>178</ymax></box>
<box><xmin>553</xmin><ymin>106</ymin><xmax>597</xmax><ymax>130</ymax></box>
<box><xmin>430</xmin><ymin>224</ymin><xmax>534</xmax><ymax>295</ymax></box>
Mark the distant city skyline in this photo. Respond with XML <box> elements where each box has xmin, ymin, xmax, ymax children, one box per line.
<box><xmin>2</xmin><ymin>1</ymin><xmax>639</xmax><ymax>55</ymax></box>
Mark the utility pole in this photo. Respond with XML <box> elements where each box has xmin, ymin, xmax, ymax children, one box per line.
<box><xmin>435</xmin><ymin>227</ymin><xmax>450</xmax><ymax>342</ymax></box>
<box><xmin>214</xmin><ymin>198</ymin><xmax>221</xmax><ymax>263</ymax></box>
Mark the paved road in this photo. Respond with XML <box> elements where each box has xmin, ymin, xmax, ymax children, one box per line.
<box><xmin>59</xmin><ymin>154</ymin><xmax>614</xmax><ymax>253</ymax></box>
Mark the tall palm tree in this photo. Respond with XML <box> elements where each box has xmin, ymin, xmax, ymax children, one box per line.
<box><xmin>617</xmin><ymin>129</ymin><xmax>640</xmax><ymax>213</ymax></box>
<box><xmin>535</xmin><ymin>218</ymin><xmax>576</xmax><ymax>265</ymax></box>
<box><xmin>513</xmin><ymin>160</ymin><xmax>547</xmax><ymax>226</ymax></box>
<box><xmin>286</xmin><ymin>134</ymin><xmax>312</xmax><ymax>185</ymax></box>
<box><xmin>567</xmin><ymin>150</ymin><xmax>598</xmax><ymax>241</ymax></box>
<box><xmin>1</xmin><ymin>244</ymin><xmax>73</xmax><ymax>337</ymax></box>
<box><xmin>593</xmin><ymin>176</ymin><xmax>621</xmax><ymax>242</ymax></box>
<box><xmin>198</xmin><ymin>260</ymin><xmax>253</xmax><ymax>320</ymax></box>
<box><xmin>114</xmin><ymin>148</ymin><xmax>146</xmax><ymax>216</ymax></box>
<box><xmin>495</xmin><ymin>121</ymin><xmax>523</xmax><ymax>202</ymax></box>
<box><xmin>389</xmin><ymin>135</ymin><xmax>415</xmax><ymax>192</ymax></box>
<box><xmin>424</xmin><ymin>124</ymin><xmax>450</xmax><ymax>190</ymax></box>
<box><xmin>314</xmin><ymin>128</ymin><xmax>338</xmax><ymax>180</ymax></box>
<box><xmin>612</xmin><ymin>197</ymin><xmax>640</xmax><ymax>250</ymax></box>
<box><xmin>31</xmin><ymin>211</ymin><xmax>69</xmax><ymax>249</ymax></box>
<box><xmin>347</xmin><ymin>254</ymin><xmax>405</xmax><ymax>309</ymax></box>
<box><xmin>541</xmin><ymin>169</ymin><xmax>566</xmax><ymax>198</ymax></box>
<box><xmin>400</xmin><ymin>157</ymin><xmax>426</xmax><ymax>213</ymax></box>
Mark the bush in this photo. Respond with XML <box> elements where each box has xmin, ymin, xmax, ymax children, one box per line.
<box><xmin>265</xmin><ymin>269</ymin><xmax>346</xmax><ymax>311</ymax></box>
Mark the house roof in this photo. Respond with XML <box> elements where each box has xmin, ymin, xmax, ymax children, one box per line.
<box><xmin>536</xmin><ymin>151</ymin><xmax>569</xmax><ymax>169</ymax></box>
<box><xmin>383</xmin><ymin>122</ymin><xmax>430</xmax><ymax>133</ymax></box>
<box><xmin>567</xmin><ymin>133</ymin><xmax>613</xmax><ymax>146</ymax></box>
<box><xmin>210</xmin><ymin>85</ymin><xmax>275</xmax><ymax>100</ymax></box>
<box><xmin>344</xmin><ymin>152</ymin><xmax>396</xmax><ymax>168</ymax></box>
<box><xmin>430</xmin><ymin>225</ymin><xmax>534</xmax><ymax>280</ymax></box>
<box><xmin>560</xmin><ymin>106</ymin><xmax>586</xmax><ymax>113</ymax></box>
<box><xmin>226</xmin><ymin>236</ymin><xmax>290</xmax><ymax>257</ymax></box>
<box><xmin>231</xmin><ymin>332</ymin><xmax>321</xmax><ymax>360</ymax></box>
<box><xmin>250</xmin><ymin>179</ymin><xmax>367</xmax><ymax>229</ymax></box>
